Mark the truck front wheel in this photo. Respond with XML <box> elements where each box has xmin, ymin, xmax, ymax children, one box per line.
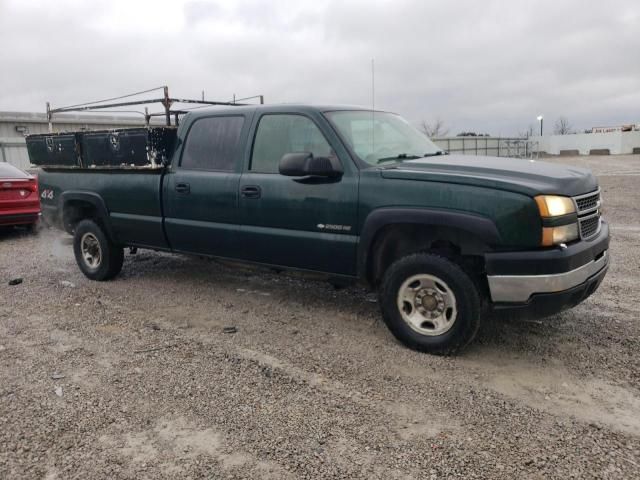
<box><xmin>73</xmin><ymin>219</ymin><xmax>124</xmax><ymax>281</ymax></box>
<box><xmin>379</xmin><ymin>253</ymin><xmax>481</xmax><ymax>355</ymax></box>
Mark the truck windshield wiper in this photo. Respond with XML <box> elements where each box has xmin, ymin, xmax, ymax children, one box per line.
<box><xmin>422</xmin><ymin>151</ymin><xmax>447</xmax><ymax>157</ymax></box>
<box><xmin>376</xmin><ymin>154</ymin><xmax>422</xmax><ymax>164</ymax></box>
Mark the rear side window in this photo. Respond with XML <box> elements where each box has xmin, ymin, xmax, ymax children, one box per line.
<box><xmin>181</xmin><ymin>116</ymin><xmax>245</xmax><ymax>171</ymax></box>
<box><xmin>250</xmin><ymin>114</ymin><xmax>332</xmax><ymax>173</ymax></box>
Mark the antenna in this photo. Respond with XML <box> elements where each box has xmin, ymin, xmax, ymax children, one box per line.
<box><xmin>371</xmin><ymin>58</ymin><xmax>375</xmax><ymax>111</ymax></box>
<box><xmin>371</xmin><ymin>58</ymin><xmax>375</xmax><ymax>152</ymax></box>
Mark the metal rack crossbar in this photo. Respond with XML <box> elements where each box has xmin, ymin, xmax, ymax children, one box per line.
<box><xmin>46</xmin><ymin>86</ymin><xmax>264</xmax><ymax>131</ymax></box>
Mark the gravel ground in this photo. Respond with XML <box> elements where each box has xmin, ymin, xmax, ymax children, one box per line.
<box><xmin>1</xmin><ymin>154</ymin><xmax>639</xmax><ymax>479</ymax></box>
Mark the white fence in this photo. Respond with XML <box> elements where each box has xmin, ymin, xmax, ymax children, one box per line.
<box><xmin>432</xmin><ymin>137</ymin><xmax>537</xmax><ymax>158</ymax></box>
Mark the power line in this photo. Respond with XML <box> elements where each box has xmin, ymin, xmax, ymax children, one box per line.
<box><xmin>53</xmin><ymin>86</ymin><xmax>166</xmax><ymax>111</ymax></box>
<box><xmin>57</xmin><ymin>110</ymin><xmax>147</xmax><ymax>116</ymax></box>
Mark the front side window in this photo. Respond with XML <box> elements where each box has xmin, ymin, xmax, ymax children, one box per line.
<box><xmin>250</xmin><ymin>114</ymin><xmax>332</xmax><ymax>173</ymax></box>
<box><xmin>326</xmin><ymin>110</ymin><xmax>442</xmax><ymax>166</ymax></box>
<box><xmin>181</xmin><ymin>116</ymin><xmax>245</xmax><ymax>171</ymax></box>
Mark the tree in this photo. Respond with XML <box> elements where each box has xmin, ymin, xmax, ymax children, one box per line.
<box><xmin>456</xmin><ymin>132</ymin><xmax>490</xmax><ymax>137</ymax></box>
<box><xmin>554</xmin><ymin>117</ymin><xmax>573</xmax><ymax>135</ymax></box>
<box><xmin>419</xmin><ymin>117</ymin><xmax>450</xmax><ymax>138</ymax></box>
<box><xmin>518</xmin><ymin>124</ymin><xmax>535</xmax><ymax>138</ymax></box>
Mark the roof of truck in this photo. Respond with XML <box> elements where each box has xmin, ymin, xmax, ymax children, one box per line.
<box><xmin>184</xmin><ymin>103</ymin><xmax>382</xmax><ymax>120</ymax></box>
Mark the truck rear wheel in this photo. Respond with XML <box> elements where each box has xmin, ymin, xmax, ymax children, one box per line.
<box><xmin>379</xmin><ymin>253</ymin><xmax>481</xmax><ymax>355</ymax></box>
<box><xmin>73</xmin><ymin>219</ymin><xmax>124</xmax><ymax>281</ymax></box>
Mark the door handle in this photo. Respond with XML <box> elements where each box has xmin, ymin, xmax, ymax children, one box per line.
<box><xmin>175</xmin><ymin>183</ymin><xmax>190</xmax><ymax>194</ymax></box>
<box><xmin>240</xmin><ymin>185</ymin><xmax>261</xmax><ymax>199</ymax></box>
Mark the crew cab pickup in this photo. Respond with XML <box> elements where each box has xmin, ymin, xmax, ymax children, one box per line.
<box><xmin>35</xmin><ymin>105</ymin><xmax>609</xmax><ymax>354</ymax></box>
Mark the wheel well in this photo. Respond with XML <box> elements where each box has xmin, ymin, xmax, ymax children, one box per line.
<box><xmin>367</xmin><ymin>224</ymin><xmax>488</xmax><ymax>287</ymax></box>
<box><xmin>62</xmin><ymin>200</ymin><xmax>99</xmax><ymax>234</ymax></box>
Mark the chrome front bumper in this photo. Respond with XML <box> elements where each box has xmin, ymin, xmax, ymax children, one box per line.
<box><xmin>487</xmin><ymin>249</ymin><xmax>609</xmax><ymax>303</ymax></box>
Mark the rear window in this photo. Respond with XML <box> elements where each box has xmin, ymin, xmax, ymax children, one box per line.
<box><xmin>0</xmin><ymin>163</ymin><xmax>29</xmax><ymax>178</ymax></box>
<box><xmin>180</xmin><ymin>116</ymin><xmax>245</xmax><ymax>171</ymax></box>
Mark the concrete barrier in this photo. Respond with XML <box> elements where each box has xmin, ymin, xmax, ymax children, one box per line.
<box><xmin>559</xmin><ymin>150</ymin><xmax>580</xmax><ymax>156</ymax></box>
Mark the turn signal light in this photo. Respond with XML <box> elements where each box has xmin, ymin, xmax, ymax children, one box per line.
<box><xmin>541</xmin><ymin>223</ymin><xmax>579</xmax><ymax>246</ymax></box>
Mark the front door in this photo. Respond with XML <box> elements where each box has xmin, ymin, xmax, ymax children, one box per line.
<box><xmin>164</xmin><ymin>114</ymin><xmax>248</xmax><ymax>258</ymax></box>
<box><xmin>238</xmin><ymin>113</ymin><xmax>359</xmax><ymax>275</ymax></box>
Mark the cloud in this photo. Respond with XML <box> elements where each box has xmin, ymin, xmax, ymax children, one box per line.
<box><xmin>0</xmin><ymin>0</ymin><xmax>638</xmax><ymax>134</ymax></box>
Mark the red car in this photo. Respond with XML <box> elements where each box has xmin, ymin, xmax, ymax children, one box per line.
<box><xmin>0</xmin><ymin>163</ymin><xmax>40</xmax><ymax>229</ymax></box>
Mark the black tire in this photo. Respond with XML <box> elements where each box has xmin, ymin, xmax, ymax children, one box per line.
<box><xmin>379</xmin><ymin>253</ymin><xmax>481</xmax><ymax>355</ymax></box>
<box><xmin>73</xmin><ymin>219</ymin><xmax>124</xmax><ymax>281</ymax></box>
<box><xmin>25</xmin><ymin>221</ymin><xmax>39</xmax><ymax>234</ymax></box>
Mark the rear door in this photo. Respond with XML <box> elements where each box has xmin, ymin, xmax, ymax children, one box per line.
<box><xmin>238</xmin><ymin>112</ymin><xmax>359</xmax><ymax>275</ymax></box>
<box><xmin>163</xmin><ymin>113</ymin><xmax>250</xmax><ymax>257</ymax></box>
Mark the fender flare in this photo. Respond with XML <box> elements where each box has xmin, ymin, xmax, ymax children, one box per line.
<box><xmin>59</xmin><ymin>191</ymin><xmax>116</xmax><ymax>240</ymax></box>
<box><xmin>357</xmin><ymin>207</ymin><xmax>502</xmax><ymax>279</ymax></box>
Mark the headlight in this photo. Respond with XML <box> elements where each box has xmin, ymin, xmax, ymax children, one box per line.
<box><xmin>535</xmin><ymin>195</ymin><xmax>579</xmax><ymax>246</ymax></box>
<box><xmin>535</xmin><ymin>195</ymin><xmax>576</xmax><ymax>217</ymax></box>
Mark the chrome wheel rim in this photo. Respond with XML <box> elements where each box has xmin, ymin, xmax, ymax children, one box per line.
<box><xmin>80</xmin><ymin>232</ymin><xmax>102</xmax><ymax>269</ymax></box>
<box><xmin>396</xmin><ymin>274</ymin><xmax>457</xmax><ymax>336</ymax></box>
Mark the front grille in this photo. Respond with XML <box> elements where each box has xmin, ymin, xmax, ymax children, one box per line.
<box><xmin>579</xmin><ymin>213</ymin><xmax>600</xmax><ymax>239</ymax></box>
<box><xmin>573</xmin><ymin>190</ymin><xmax>601</xmax><ymax>240</ymax></box>
<box><xmin>574</xmin><ymin>190</ymin><xmax>600</xmax><ymax>213</ymax></box>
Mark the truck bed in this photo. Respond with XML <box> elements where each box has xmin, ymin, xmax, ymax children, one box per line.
<box><xmin>38</xmin><ymin>168</ymin><xmax>169</xmax><ymax>249</ymax></box>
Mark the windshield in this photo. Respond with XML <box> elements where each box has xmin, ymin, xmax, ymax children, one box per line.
<box><xmin>325</xmin><ymin>110</ymin><xmax>443</xmax><ymax>165</ymax></box>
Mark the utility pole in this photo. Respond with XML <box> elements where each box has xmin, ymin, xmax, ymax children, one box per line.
<box><xmin>163</xmin><ymin>86</ymin><xmax>171</xmax><ymax>126</ymax></box>
<box><xmin>46</xmin><ymin>102</ymin><xmax>52</xmax><ymax>132</ymax></box>
<box><xmin>537</xmin><ymin>115</ymin><xmax>544</xmax><ymax>136</ymax></box>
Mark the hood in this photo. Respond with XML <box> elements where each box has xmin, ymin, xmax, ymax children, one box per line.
<box><xmin>379</xmin><ymin>155</ymin><xmax>598</xmax><ymax>197</ymax></box>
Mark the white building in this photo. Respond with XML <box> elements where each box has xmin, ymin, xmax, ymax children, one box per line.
<box><xmin>531</xmin><ymin>131</ymin><xmax>640</xmax><ymax>156</ymax></box>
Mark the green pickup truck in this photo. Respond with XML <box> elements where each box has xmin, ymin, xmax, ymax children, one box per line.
<box><xmin>36</xmin><ymin>105</ymin><xmax>609</xmax><ymax>354</ymax></box>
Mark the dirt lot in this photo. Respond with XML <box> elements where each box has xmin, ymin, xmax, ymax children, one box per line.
<box><xmin>1</xmin><ymin>154</ymin><xmax>639</xmax><ymax>479</ymax></box>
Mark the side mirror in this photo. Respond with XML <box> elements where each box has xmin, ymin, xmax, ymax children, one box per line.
<box><xmin>278</xmin><ymin>152</ymin><xmax>343</xmax><ymax>178</ymax></box>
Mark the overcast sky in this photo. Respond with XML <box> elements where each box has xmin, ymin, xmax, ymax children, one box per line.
<box><xmin>1</xmin><ymin>0</ymin><xmax>638</xmax><ymax>135</ymax></box>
